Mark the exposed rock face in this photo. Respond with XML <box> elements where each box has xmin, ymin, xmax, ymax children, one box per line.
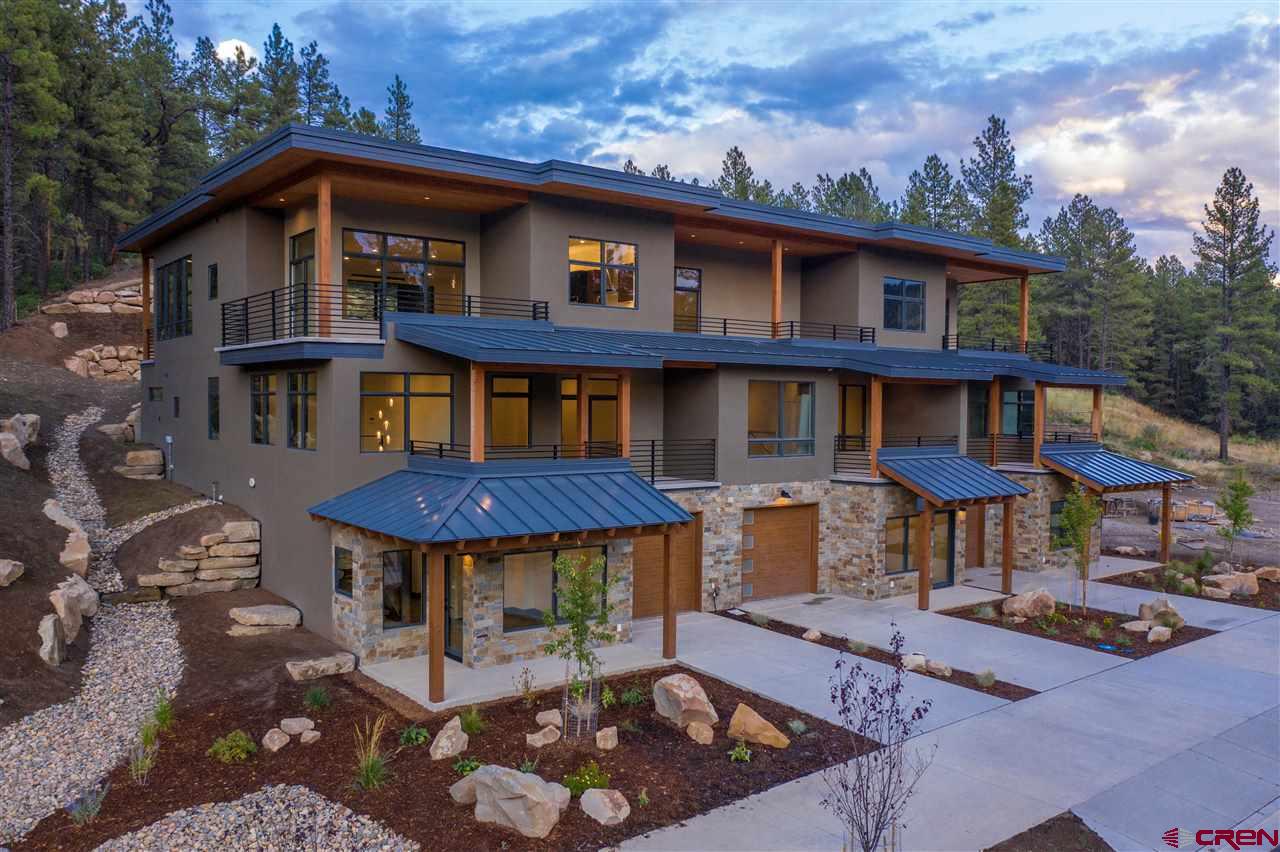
<box><xmin>686</xmin><ymin>721</ymin><xmax>714</xmax><ymax>745</ymax></box>
<box><xmin>262</xmin><ymin>728</ymin><xmax>290</xmax><ymax>752</ymax></box>
<box><xmin>1202</xmin><ymin>573</ymin><xmax>1259</xmax><ymax>598</ymax></box>
<box><xmin>580</xmin><ymin>788</ymin><xmax>630</xmax><ymax>826</ymax></box>
<box><xmin>38</xmin><ymin>614</ymin><xmax>65</xmax><ymax>666</ymax></box>
<box><xmin>653</xmin><ymin>673</ymin><xmax>719</xmax><ymax>727</ymax></box>
<box><xmin>430</xmin><ymin>716</ymin><xmax>469</xmax><ymax>760</ymax></box>
<box><xmin>595</xmin><ymin>726</ymin><xmax>618</xmax><ymax>751</ymax></box>
<box><xmin>61</xmin><ymin>343</ymin><xmax>141</xmax><ymax>381</ymax></box>
<box><xmin>449</xmin><ymin>765</ymin><xmax>568</xmax><ymax>839</ymax></box>
<box><xmin>1</xmin><ymin>432</ymin><xmax>30</xmax><ymax>470</ymax></box>
<box><xmin>535</xmin><ymin>708</ymin><xmax>563</xmax><ymax>729</ymax></box>
<box><xmin>1002</xmin><ymin>588</ymin><xmax>1056</xmax><ymax>618</ymax></box>
<box><xmin>0</xmin><ymin>559</ymin><xmax>24</xmax><ymax>587</ymax></box>
<box><xmin>285</xmin><ymin>652</ymin><xmax>355</xmax><ymax>682</ymax></box>
<box><xmin>229</xmin><ymin>604</ymin><xmax>300</xmax><ymax>627</ymax></box>
<box><xmin>526</xmin><ymin>725</ymin><xmax>561</xmax><ymax>749</ymax></box>
<box><xmin>727</xmin><ymin>703</ymin><xmax>790</xmax><ymax>749</ymax></box>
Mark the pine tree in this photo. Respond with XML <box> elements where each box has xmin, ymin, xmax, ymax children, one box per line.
<box><xmin>214</xmin><ymin>44</ymin><xmax>266</xmax><ymax>156</ymax></box>
<box><xmin>621</xmin><ymin>158</ymin><xmax>643</xmax><ymax>175</ymax></box>
<box><xmin>650</xmin><ymin>164</ymin><xmax>674</xmax><ymax>181</ymax></box>
<box><xmin>1135</xmin><ymin>256</ymin><xmax>1211</xmax><ymax>416</ymax></box>
<box><xmin>188</xmin><ymin>36</ymin><xmax>222</xmax><ymax>153</ymax></box>
<box><xmin>716</xmin><ymin>146</ymin><xmax>757</xmax><ymax>200</ymax></box>
<box><xmin>299</xmin><ymin>40</ymin><xmax>342</xmax><ymax>127</ymax></box>
<box><xmin>380</xmin><ymin>74</ymin><xmax>420</xmax><ymax>143</ymax></box>
<box><xmin>898</xmin><ymin>154</ymin><xmax>970</xmax><ymax>231</ymax></box>
<box><xmin>775</xmin><ymin>181</ymin><xmax>811</xmax><ymax>211</ymax></box>
<box><xmin>350</xmin><ymin>106</ymin><xmax>379</xmax><ymax>136</ymax></box>
<box><xmin>1192</xmin><ymin>167</ymin><xmax>1279</xmax><ymax>459</ymax></box>
<box><xmin>810</xmin><ymin>169</ymin><xmax>891</xmax><ymax>222</ymax></box>
<box><xmin>259</xmin><ymin>23</ymin><xmax>300</xmax><ymax>132</ymax></box>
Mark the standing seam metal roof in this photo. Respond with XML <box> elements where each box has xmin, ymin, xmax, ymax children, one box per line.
<box><xmin>876</xmin><ymin>447</ymin><xmax>1031</xmax><ymax>504</ymax></box>
<box><xmin>1039</xmin><ymin>443</ymin><xmax>1193</xmax><ymax>489</ymax></box>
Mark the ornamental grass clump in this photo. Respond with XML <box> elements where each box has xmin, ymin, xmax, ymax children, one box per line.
<box><xmin>975</xmin><ymin>669</ymin><xmax>997</xmax><ymax>689</ymax></box>
<box><xmin>304</xmin><ymin>685</ymin><xmax>331</xmax><ymax>711</ymax></box>
<box><xmin>353</xmin><ymin>713</ymin><xmax>391</xmax><ymax>791</ymax></box>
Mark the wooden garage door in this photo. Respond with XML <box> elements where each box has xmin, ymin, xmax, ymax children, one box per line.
<box><xmin>632</xmin><ymin>516</ymin><xmax>701</xmax><ymax>618</ymax></box>
<box><xmin>741</xmin><ymin>504</ymin><xmax>817</xmax><ymax>601</ymax></box>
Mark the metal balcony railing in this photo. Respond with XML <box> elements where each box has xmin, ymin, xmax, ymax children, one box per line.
<box><xmin>986</xmin><ymin>430</ymin><xmax>1099</xmax><ymax>465</ymax></box>
<box><xmin>629</xmin><ymin>438</ymin><xmax>716</xmax><ymax>484</ymax></box>
<box><xmin>833</xmin><ymin>434</ymin><xmax>959</xmax><ymax>477</ymax></box>
<box><xmin>675</xmin><ymin>315</ymin><xmax>875</xmax><ymax>343</ymax></box>
<box><xmin>942</xmin><ymin>334</ymin><xmax>1056</xmax><ymax>362</ymax></box>
<box><xmin>408</xmin><ymin>441</ymin><xmax>621</xmax><ymax>460</ymax></box>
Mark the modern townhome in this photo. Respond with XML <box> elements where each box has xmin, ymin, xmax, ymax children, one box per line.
<box><xmin>117</xmin><ymin>124</ymin><xmax>1192</xmax><ymax>702</ymax></box>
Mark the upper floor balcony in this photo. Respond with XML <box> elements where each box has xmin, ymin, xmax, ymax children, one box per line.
<box><xmin>942</xmin><ymin>334</ymin><xmax>1056</xmax><ymax>363</ymax></box>
<box><xmin>676</xmin><ymin>314</ymin><xmax>876</xmax><ymax>343</ymax></box>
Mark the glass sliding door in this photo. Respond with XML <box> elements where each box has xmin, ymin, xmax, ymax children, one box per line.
<box><xmin>444</xmin><ymin>557</ymin><xmax>463</xmax><ymax>661</ymax></box>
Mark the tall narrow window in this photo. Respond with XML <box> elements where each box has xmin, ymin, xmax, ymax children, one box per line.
<box><xmin>674</xmin><ymin>267</ymin><xmax>701</xmax><ymax>331</ymax></box>
<box><xmin>250</xmin><ymin>374</ymin><xmax>278</xmax><ymax>445</ymax></box>
<box><xmin>207</xmin><ymin>377</ymin><xmax>220</xmax><ymax>440</ymax></box>
<box><xmin>334</xmin><ymin>546</ymin><xmax>353</xmax><ymax>597</ymax></box>
<box><xmin>382</xmin><ymin>550</ymin><xmax>423</xmax><ymax>629</ymax></box>
<box><xmin>587</xmin><ymin>378</ymin><xmax>618</xmax><ymax>448</ymax></box>
<box><xmin>839</xmin><ymin>385</ymin><xmax>865</xmax><ymax>437</ymax></box>
<box><xmin>560</xmin><ymin>377</ymin><xmax>579</xmax><ymax>446</ymax></box>
<box><xmin>287</xmin><ymin>371</ymin><xmax>318</xmax><ymax>450</ymax></box>
<box><xmin>568</xmin><ymin>237</ymin><xmax>637</xmax><ymax>308</ymax></box>
<box><xmin>359</xmin><ymin>372</ymin><xmax>452</xmax><ymax>452</ymax></box>
<box><xmin>1002</xmin><ymin>389</ymin><xmax>1035</xmax><ymax>435</ymax></box>
<box><xmin>172</xmin><ymin>396</ymin><xmax>180</xmax><ymax>419</ymax></box>
<box><xmin>747</xmin><ymin>380</ymin><xmax>815</xmax><ymax>457</ymax></box>
<box><xmin>883</xmin><ymin>277</ymin><xmax>925</xmax><ymax>332</ymax></box>
<box><xmin>208</xmin><ymin>263</ymin><xmax>218</xmax><ymax>300</ymax></box>
<box><xmin>290</xmin><ymin>230</ymin><xmax>315</xmax><ymax>286</ymax></box>
<box><xmin>967</xmin><ymin>386</ymin><xmax>988</xmax><ymax>439</ymax></box>
<box><xmin>155</xmin><ymin>256</ymin><xmax>193</xmax><ymax>339</ymax></box>
<box><xmin>490</xmin><ymin>376</ymin><xmax>530</xmax><ymax>447</ymax></box>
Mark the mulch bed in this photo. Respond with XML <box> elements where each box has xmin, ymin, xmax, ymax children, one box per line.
<box><xmin>1100</xmin><ymin>568</ymin><xmax>1280</xmax><ymax>612</ymax></box>
<box><xmin>986</xmin><ymin>811</ymin><xmax>1112</xmax><ymax>851</ymax></box>
<box><xmin>20</xmin><ymin>613</ymin><xmax>864</xmax><ymax>852</ymax></box>
<box><xmin>715</xmin><ymin>609</ymin><xmax>1038</xmax><ymax>702</ymax></box>
<box><xmin>940</xmin><ymin>600</ymin><xmax>1216</xmax><ymax>658</ymax></box>
<box><xmin>116</xmin><ymin>503</ymin><xmax>251</xmax><ymax>588</ymax></box>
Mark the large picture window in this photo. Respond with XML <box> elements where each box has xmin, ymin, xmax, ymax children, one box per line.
<box><xmin>1002</xmin><ymin>389</ymin><xmax>1035</xmax><ymax>435</ymax></box>
<box><xmin>382</xmin><ymin>550</ymin><xmax>423</xmax><ymax>629</ymax></box>
<box><xmin>155</xmin><ymin>256</ymin><xmax>192</xmax><ymax>340</ymax></box>
<box><xmin>883</xmin><ymin>277</ymin><xmax>925</xmax><ymax>332</ymax></box>
<box><xmin>342</xmin><ymin>229</ymin><xmax>465</xmax><ymax>318</ymax></box>
<box><xmin>287</xmin><ymin>371</ymin><xmax>318</xmax><ymax>450</ymax></box>
<box><xmin>569</xmin><ymin>237</ymin><xmax>637</xmax><ymax>308</ymax></box>
<box><xmin>250</xmin><ymin>374</ymin><xmax>277</xmax><ymax>445</ymax></box>
<box><xmin>360</xmin><ymin>372</ymin><xmax>452</xmax><ymax>452</ymax></box>
<box><xmin>885</xmin><ymin>512</ymin><xmax>954</xmax><ymax>583</ymax></box>
<box><xmin>748</xmin><ymin>380</ymin><xmax>814</xmax><ymax>457</ymax></box>
<box><xmin>502</xmin><ymin>546</ymin><xmax>605</xmax><ymax>633</ymax></box>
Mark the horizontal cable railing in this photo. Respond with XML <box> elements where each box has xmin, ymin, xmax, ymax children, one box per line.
<box><xmin>965</xmin><ymin>436</ymin><xmax>993</xmax><ymax>463</ymax></box>
<box><xmin>629</xmin><ymin>438</ymin><xmax>716</xmax><ymax>484</ymax></box>
<box><xmin>675</xmin><ymin>315</ymin><xmax>875</xmax><ymax>343</ymax></box>
<box><xmin>408</xmin><ymin>441</ymin><xmax>621</xmax><ymax>460</ymax></box>
<box><xmin>941</xmin><ymin>334</ymin><xmax>1056</xmax><ymax>362</ymax></box>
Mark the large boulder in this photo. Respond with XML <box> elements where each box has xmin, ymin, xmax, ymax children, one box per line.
<box><xmin>38</xmin><ymin>614</ymin><xmax>65</xmax><ymax>666</ymax></box>
<box><xmin>0</xmin><ymin>559</ymin><xmax>23</xmax><ymax>587</ymax></box>
<box><xmin>229</xmin><ymin>604</ymin><xmax>300</xmax><ymax>627</ymax></box>
<box><xmin>449</xmin><ymin>765</ymin><xmax>568</xmax><ymax>839</ymax></box>
<box><xmin>222</xmin><ymin>520</ymin><xmax>261</xmax><ymax>542</ymax></box>
<box><xmin>1002</xmin><ymin>588</ymin><xmax>1056</xmax><ymax>619</ymax></box>
<box><xmin>284</xmin><ymin>652</ymin><xmax>355</xmax><ymax>681</ymax></box>
<box><xmin>1</xmin><ymin>413</ymin><xmax>40</xmax><ymax>447</ymax></box>
<box><xmin>1147</xmin><ymin>625</ymin><xmax>1173</xmax><ymax>644</ymax></box>
<box><xmin>42</xmin><ymin>499</ymin><xmax>79</xmax><ymax>532</ymax></box>
<box><xmin>208</xmin><ymin>541</ymin><xmax>259</xmax><ymax>558</ymax></box>
<box><xmin>430</xmin><ymin>715</ymin><xmax>469</xmax><ymax>760</ymax></box>
<box><xmin>0</xmin><ymin>432</ymin><xmax>30</xmax><ymax>470</ymax></box>
<box><xmin>59</xmin><ymin>530</ymin><xmax>90</xmax><ymax>577</ymax></box>
<box><xmin>1138</xmin><ymin>596</ymin><xmax>1179</xmax><ymax>622</ymax></box>
<box><xmin>1253</xmin><ymin>566</ymin><xmax>1280</xmax><ymax>582</ymax></box>
<box><xmin>653</xmin><ymin>673</ymin><xmax>719</xmax><ymax>727</ymax></box>
<box><xmin>580</xmin><ymin>788</ymin><xmax>630</xmax><ymax>826</ymax></box>
<box><xmin>727</xmin><ymin>703</ymin><xmax>790</xmax><ymax>749</ymax></box>
<box><xmin>137</xmin><ymin>571</ymin><xmax>195</xmax><ymax>587</ymax></box>
<box><xmin>1202</xmin><ymin>573</ymin><xmax>1259</xmax><ymax>598</ymax></box>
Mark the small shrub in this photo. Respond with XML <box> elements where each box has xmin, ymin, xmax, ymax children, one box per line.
<box><xmin>129</xmin><ymin>741</ymin><xmax>157</xmax><ymax>786</ymax></box>
<box><xmin>749</xmin><ymin>611</ymin><xmax>771</xmax><ymax>627</ymax></box>
<box><xmin>519</xmin><ymin>756</ymin><xmax>539</xmax><ymax>773</ymax></box>
<box><xmin>1115</xmin><ymin>634</ymin><xmax>1133</xmax><ymax>647</ymax></box>
<box><xmin>619</xmin><ymin>718</ymin><xmax>641</xmax><ymax>734</ymax></box>
<box><xmin>454</xmin><ymin>757</ymin><xmax>483</xmax><ymax>776</ymax></box>
<box><xmin>971</xmin><ymin>604</ymin><xmax>997</xmax><ymax>620</ymax></box>
<box><xmin>459</xmin><ymin>706</ymin><xmax>487</xmax><ymax>736</ymax></box>
<box><xmin>208</xmin><ymin>730</ymin><xmax>257</xmax><ymax>764</ymax></box>
<box><xmin>140</xmin><ymin>721</ymin><xmax>159</xmax><ymax>751</ymax></box>
<box><xmin>786</xmin><ymin>718</ymin><xmax>808</xmax><ymax>736</ymax></box>
<box><xmin>1084</xmin><ymin>623</ymin><xmax>1103</xmax><ymax>641</ymax></box>
<box><xmin>563</xmin><ymin>760</ymin><xmax>610</xmax><ymax>796</ymax></box>
<box><xmin>399</xmin><ymin>723</ymin><xmax>431</xmax><ymax>747</ymax></box>
<box><xmin>975</xmin><ymin>669</ymin><xmax>997</xmax><ymax>689</ymax></box>
<box><xmin>1101</xmin><ymin>616</ymin><xmax>1114</xmax><ymax>629</ymax></box>
<box><xmin>152</xmin><ymin>690</ymin><xmax>174</xmax><ymax>732</ymax></box>
<box><xmin>637</xmin><ymin>786</ymin><xmax>650</xmax><ymax>807</ymax></box>
<box><xmin>67</xmin><ymin>784</ymin><xmax>109</xmax><ymax>826</ymax></box>
<box><xmin>304</xmin><ymin>685</ymin><xmax>331</xmax><ymax>711</ymax></box>
<box><xmin>620</xmin><ymin>686</ymin><xmax>646</xmax><ymax>708</ymax></box>
<box><xmin>1154</xmin><ymin>610</ymin><xmax>1183</xmax><ymax>631</ymax></box>
<box><xmin>728</xmin><ymin>739</ymin><xmax>752</xmax><ymax>763</ymax></box>
<box><xmin>513</xmin><ymin>666</ymin><xmax>536</xmax><ymax>708</ymax></box>
<box><xmin>354</xmin><ymin>714</ymin><xmax>391</xmax><ymax>791</ymax></box>
<box><xmin>600</xmin><ymin>685</ymin><xmax>616</xmax><ymax>709</ymax></box>
<box><xmin>847</xmin><ymin>638</ymin><xmax>868</xmax><ymax>654</ymax></box>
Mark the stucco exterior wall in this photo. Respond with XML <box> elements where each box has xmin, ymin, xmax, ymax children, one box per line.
<box><xmin>800</xmin><ymin>252</ymin><xmax>860</xmax><ymax>326</ymax></box>
<box><xmin>673</xmin><ymin>242</ymin><xmax>802</xmax><ymax>324</ymax></box>
<box><xmin>855</xmin><ymin>248</ymin><xmax>949</xmax><ymax>349</ymax></box>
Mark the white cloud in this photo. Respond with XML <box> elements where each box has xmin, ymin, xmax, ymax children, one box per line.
<box><xmin>215</xmin><ymin>38</ymin><xmax>256</xmax><ymax>62</ymax></box>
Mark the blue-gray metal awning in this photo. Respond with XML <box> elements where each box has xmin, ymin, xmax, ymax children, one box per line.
<box><xmin>308</xmin><ymin>457</ymin><xmax>692</xmax><ymax>545</ymax></box>
<box><xmin>1039</xmin><ymin>442</ymin><xmax>1194</xmax><ymax>491</ymax></box>
<box><xmin>876</xmin><ymin>446</ymin><xmax>1030</xmax><ymax>506</ymax></box>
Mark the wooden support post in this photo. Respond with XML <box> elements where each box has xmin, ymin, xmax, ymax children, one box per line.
<box><xmin>1032</xmin><ymin>381</ymin><xmax>1046</xmax><ymax>467</ymax></box>
<box><xmin>662</xmin><ymin>531</ymin><xmax>676</xmax><ymax>659</ymax></box>
<box><xmin>869</xmin><ymin>376</ymin><xmax>883</xmax><ymax>478</ymax></box>
<box><xmin>1018</xmin><ymin>273</ymin><xmax>1029</xmax><ymax>350</ymax></box>
<box><xmin>141</xmin><ymin>254</ymin><xmax>152</xmax><ymax>360</ymax></box>
<box><xmin>577</xmin><ymin>372</ymin><xmax>589</xmax><ymax>458</ymax></box>
<box><xmin>917</xmin><ymin>503</ymin><xmax>934</xmax><ymax>610</ymax></box>
<box><xmin>316</xmin><ymin>173</ymin><xmax>332</xmax><ymax>334</ymax></box>
<box><xmin>618</xmin><ymin>372</ymin><xmax>631</xmax><ymax>458</ymax></box>
<box><xmin>1160</xmin><ymin>482</ymin><xmax>1172</xmax><ymax>563</ymax></box>
<box><xmin>770</xmin><ymin>239</ymin><xmax>783</xmax><ymax>337</ymax></box>
<box><xmin>428</xmin><ymin>550</ymin><xmax>445</xmax><ymax>704</ymax></box>
<box><xmin>1002</xmin><ymin>499</ymin><xmax>1015</xmax><ymax>594</ymax></box>
<box><xmin>1091</xmin><ymin>386</ymin><xmax>1103</xmax><ymax>440</ymax></box>
<box><xmin>469</xmin><ymin>363</ymin><xmax>485</xmax><ymax>463</ymax></box>
<box><xmin>988</xmin><ymin>377</ymin><xmax>1001</xmax><ymax>466</ymax></box>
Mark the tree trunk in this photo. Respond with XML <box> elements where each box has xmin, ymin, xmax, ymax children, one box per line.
<box><xmin>1</xmin><ymin>58</ymin><xmax>14</xmax><ymax>330</ymax></box>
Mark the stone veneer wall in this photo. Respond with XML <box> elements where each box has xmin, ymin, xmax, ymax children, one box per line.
<box><xmin>330</xmin><ymin>525</ymin><xmax>428</xmax><ymax>664</ymax></box>
<box><xmin>980</xmin><ymin>470</ymin><xmax>1100</xmax><ymax>572</ymax></box>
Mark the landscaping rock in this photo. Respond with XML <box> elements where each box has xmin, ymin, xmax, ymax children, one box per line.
<box><xmin>157</xmin><ymin>558</ymin><xmax>198</xmax><ymax>573</ymax></box>
<box><xmin>1253</xmin><ymin>566</ymin><xmax>1280</xmax><ymax>582</ymax></box>
<box><xmin>195</xmin><ymin>565</ymin><xmax>260</xmax><ymax>581</ymax></box>
<box><xmin>229</xmin><ymin>604</ymin><xmax>300</xmax><ymax>627</ymax></box>
<box><xmin>526</xmin><ymin>725</ymin><xmax>561</xmax><ymax>749</ymax></box>
<box><xmin>580</xmin><ymin>788</ymin><xmax>630</xmax><ymax>826</ymax></box>
<box><xmin>137</xmin><ymin>571</ymin><xmax>195</xmax><ymax>587</ymax></box>
<box><xmin>125</xmin><ymin>448</ymin><xmax>164</xmax><ymax>467</ymax></box>
<box><xmin>1203</xmin><ymin>573</ymin><xmax>1259</xmax><ymax>598</ymax></box>
<box><xmin>1152</xmin><ymin>608</ymin><xmax>1186</xmax><ymax>631</ymax></box>
<box><xmin>1002</xmin><ymin>588</ymin><xmax>1056</xmax><ymax>618</ymax></box>
<box><xmin>227</xmin><ymin>624</ymin><xmax>292</xmax><ymax>637</ymax></box>
<box><xmin>0</xmin><ymin>559</ymin><xmax>23</xmax><ymax>587</ymax></box>
<box><xmin>686</xmin><ymin>721</ymin><xmax>714</xmax><ymax>745</ymax></box>
<box><xmin>285</xmin><ymin>652</ymin><xmax>355</xmax><ymax>682</ymax></box>
<box><xmin>42</xmin><ymin>498</ymin><xmax>79</xmax><ymax>531</ymax></box>
<box><xmin>727</xmin><ymin>703</ymin><xmax>790</xmax><ymax>749</ymax></box>
<box><xmin>262</xmin><ymin>728</ymin><xmax>290</xmax><ymax>753</ymax></box>
<box><xmin>653</xmin><ymin>673</ymin><xmax>719</xmax><ymax>727</ymax></box>
<box><xmin>63</xmin><ymin>355</ymin><xmax>89</xmax><ymax>377</ymax></box>
<box><xmin>802</xmin><ymin>627</ymin><xmax>822</xmax><ymax>642</ymax></box>
<box><xmin>198</xmin><ymin>555</ymin><xmax>258</xmax><ymax>571</ymax></box>
<box><xmin>596</xmin><ymin>726</ymin><xmax>618</xmax><ymax>751</ymax></box>
<box><xmin>58</xmin><ymin>530</ymin><xmax>90</xmax><ymax>577</ymax></box>
<box><xmin>1</xmin><ymin>413</ymin><xmax>40</xmax><ymax>447</ymax></box>
<box><xmin>49</xmin><ymin>574</ymin><xmax>98</xmax><ymax>642</ymax></box>
<box><xmin>1113</xmin><ymin>545</ymin><xmax>1146</xmax><ymax>557</ymax></box>
<box><xmin>902</xmin><ymin>652</ymin><xmax>927</xmax><ymax>672</ymax></box>
<box><xmin>1201</xmin><ymin>585</ymin><xmax>1231</xmax><ymax>600</ymax></box>
<box><xmin>280</xmin><ymin>717</ymin><xmax>314</xmax><ymax>736</ymax></box>
<box><xmin>176</xmin><ymin>544</ymin><xmax>208</xmax><ymax>560</ymax></box>
<box><xmin>1138</xmin><ymin>596</ymin><xmax>1174</xmax><ymax>621</ymax></box>
<box><xmin>1122</xmin><ymin>620</ymin><xmax>1151</xmax><ymax>633</ymax></box>
<box><xmin>1147</xmin><ymin>625</ymin><xmax>1173</xmax><ymax>644</ymax></box>
<box><xmin>430</xmin><ymin>716</ymin><xmax>468</xmax><ymax>760</ymax></box>
<box><xmin>199</xmin><ymin>532</ymin><xmax>228</xmax><ymax>547</ymax></box>
<box><xmin>50</xmin><ymin>321</ymin><xmax>68</xmax><ymax>338</ymax></box>
<box><xmin>926</xmin><ymin>659</ymin><xmax>953</xmax><ymax>678</ymax></box>
<box><xmin>300</xmin><ymin>730</ymin><xmax>321</xmax><ymax>745</ymax></box>
<box><xmin>1211</xmin><ymin>561</ymin><xmax>1235</xmax><ymax>575</ymax></box>
<box><xmin>209</xmin><ymin>541</ymin><xmax>260</xmax><ymax>558</ymax></box>
<box><xmin>37</xmin><ymin>613</ymin><xmax>65</xmax><ymax>666</ymax></box>
<box><xmin>449</xmin><ymin>765</ymin><xmax>566</xmax><ymax>839</ymax></box>
<box><xmin>1</xmin><ymin>432</ymin><xmax>30</xmax><ymax>470</ymax></box>
<box><xmin>535</xmin><ymin>708</ymin><xmax>563</xmax><ymax>728</ymax></box>
<box><xmin>165</xmin><ymin>578</ymin><xmax>257</xmax><ymax>596</ymax></box>
<box><xmin>222</xmin><ymin>520</ymin><xmax>261</xmax><ymax>542</ymax></box>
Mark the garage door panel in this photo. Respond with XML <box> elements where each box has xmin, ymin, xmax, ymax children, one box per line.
<box><xmin>633</xmin><ymin>518</ymin><xmax>701</xmax><ymax>618</ymax></box>
<box><xmin>741</xmin><ymin>504</ymin><xmax>815</xmax><ymax>601</ymax></box>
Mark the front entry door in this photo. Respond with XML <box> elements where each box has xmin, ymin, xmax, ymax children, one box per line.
<box><xmin>444</xmin><ymin>558</ymin><xmax>463</xmax><ymax>661</ymax></box>
<box><xmin>931</xmin><ymin>511</ymin><xmax>956</xmax><ymax>589</ymax></box>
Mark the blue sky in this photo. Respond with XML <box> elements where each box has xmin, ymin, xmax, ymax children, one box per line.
<box><xmin>153</xmin><ymin>0</ymin><xmax>1279</xmax><ymax>265</ymax></box>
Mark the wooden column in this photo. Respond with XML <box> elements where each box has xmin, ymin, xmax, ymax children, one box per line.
<box><xmin>141</xmin><ymin>254</ymin><xmax>152</xmax><ymax>359</ymax></box>
<box><xmin>316</xmin><ymin>174</ymin><xmax>332</xmax><ymax>335</ymax></box>
<box><xmin>869</xmin><ymin>376</ymin><xmax>884</xmax><ymax>478</ymax></box>
<box><xmin>1018</xmin><ymin>273</ymin><xmax>1029</xmax><ymax>350</ymax></box>
<box><xmin>1091</xmin><ymin>386</ymin><xmax>1103</xmax><ymax>439</ymax></box>
<box><xmin>988</xmin><ymin>377</ymin><xmax>1001</xmax><ymax>466</ymax></box>
<box><xmin>1032</xmin><ymin>381</ymin><xmax>1046</xmax><ymax>467</ymax></box>
<box><xmin>1160</xmin><ymin>482</ymin><xmax>1172</xmax><ymax>563</ymax></box>
<box><xmin>916</xmin><ymin>503</ymin><xmax>934</xmax><ymax>610</ymax></box>
<box><xmin>1001</xmin><ymin>499</ymin><xmax>1015</xmax><ymax>594</ymax></box>
<box><xmin>770</xmin><ymin>239</ymin><xmax>783</xmax><ymax>337</ymax></box>
<box><xmin>618</xmin><ymin>372</ymin><xmax>631</xmax><ymax>458</ymax></box>
<box><xmin>428</xmin><ymin>549</ymin><xmax>445</xmax><ymax>704</ymax></box>
<box><xmin>577</xmin><ymin>372</ymin><xmax>589</xmax><ymax>458</ymax></box>
<box><xmin>469</xmin><ymin>363</ymin><xmax>485</xmax><ymax>463</ymax></box>
<box><xmin>662</xmin><ymin>530</ymin><xmax>676</xmax><ymax>659</ymax></box>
